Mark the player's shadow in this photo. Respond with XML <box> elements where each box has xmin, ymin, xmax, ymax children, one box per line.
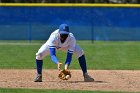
<box><xmin>66</xmin><ymin>80</ymin><xmax>108</xmax><ymax>83</ymax></box>
<box><xmin>94</xmin><ymin>80</ymin><xmax>108</xmax><ymax>83</ymax></box>
<box><xmin>45</xmin><ymin>80</ymin><xmax>108</xmax><ymax>84</ymax></box>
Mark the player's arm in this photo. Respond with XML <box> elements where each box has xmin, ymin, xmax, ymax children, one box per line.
<box><xmin>47</xmin><ymin>32</ymin><xmax>59</xmax><ymax>64</ymax></box>
<box><xmin>49</xmin><ymin>47</ymin><xmax>62</xmax><ymax>70</ymax></box>
<box><xmin>49</xmin><ymin>47</ymin><xmax>58</xmax><ymax>64</ymax></box>
<box><xmin>65</xmin><ymin>36</ymin><xmax>76</xmax><ymax>70</ymax></box>
<box><xmin>48</xmin><ymin>31</ymin><xmax>62</xmax><ymax>70</ymax></box>
<box><xmin>65</xmin><ymin>50</ymin><xmax>73</xmax><ymax>70</ymax></box>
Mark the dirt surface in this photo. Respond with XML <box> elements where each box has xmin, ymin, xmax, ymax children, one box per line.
<box><xmin>0</xmin><ymin>69</ymin><xmax>140</xmax><ymax>92</ymax></box>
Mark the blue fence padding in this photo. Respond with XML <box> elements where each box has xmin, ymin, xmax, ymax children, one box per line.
<box><xmin>0</xmin><ymin>6</ymin><xmax>140</xmax><ymax>40</ymax></box>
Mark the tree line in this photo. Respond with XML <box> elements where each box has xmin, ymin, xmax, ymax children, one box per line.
<box><xmin>0</xmin><ymin>0</ymin><xmax>139</xmax><ymax>3</ymax></box>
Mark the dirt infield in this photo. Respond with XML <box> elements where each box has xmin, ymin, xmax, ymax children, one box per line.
<box><xmin>0</xmin><ymin>69</ymin><xmax>140</xmax><ymax>92</ymax></box>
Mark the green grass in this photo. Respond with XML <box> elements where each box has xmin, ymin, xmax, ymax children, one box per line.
<box><xmin>0</xmin><ymin>88</ymin><xmax>139</xmax><ymax>93</ymax></box>
<box><xmin>0</xmin><ymin>41</ymin><xmax>140</xmax><ymax>70</ymax></box>
<box><xmin>0</xmin><ymin>41</ymin><xmax>140</xmax><ymax>93</ymax></box>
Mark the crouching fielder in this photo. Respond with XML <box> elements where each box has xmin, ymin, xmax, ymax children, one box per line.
<box><xmin>34</xmin><ymin>24</ymin><xmax>94</xmax><ymax>82</ymax></box>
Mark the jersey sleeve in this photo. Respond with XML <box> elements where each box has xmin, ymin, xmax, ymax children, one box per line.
<box><xmin>68</xmin><ymin>34</ymin><xmax>76</xmax><ymax>52</ymax></box>
<box><xmin>49</xmin><ymin>48</ymin><xmax>59</xmax><ymax>64</ymax></box>
<box><xmin>65</xmin><ymin>51</ymin><xmax>73</xmax><ymax>65</ymax></box>
<box><xmin>47</xmin><ymin>33</ymin><xmax>57</xmax><ymax>48</ymax></box>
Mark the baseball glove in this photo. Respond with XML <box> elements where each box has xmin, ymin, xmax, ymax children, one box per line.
<box><xmin>58</xmin><ymin>69</ymin><xmax>71</xmax><ymax>80</ymax></box>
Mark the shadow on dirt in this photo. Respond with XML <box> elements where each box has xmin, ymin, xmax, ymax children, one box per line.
<box><xmin>45</xmin><ymin>80</ymin><xmax>108</xmax><ymax>84</ymax></box>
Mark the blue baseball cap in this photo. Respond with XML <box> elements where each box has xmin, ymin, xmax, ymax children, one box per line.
<box><xmin>59</xmin><ymin>24</ymin><xmax>69</xmax><ymax>34</ymax></box>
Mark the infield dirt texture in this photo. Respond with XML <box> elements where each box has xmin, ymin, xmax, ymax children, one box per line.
<box><xmin>0</xmin><ymin>69</ymin><xmax>140</xmax><ymax>92</ymax></box>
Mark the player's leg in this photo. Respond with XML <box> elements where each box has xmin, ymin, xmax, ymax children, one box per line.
<box><xmin>78</xmin><ymin>54</ymin><xmax>87</xmax><ymax>74</ymax></box>
<box><xmin>34</xmin><ymin>44</ymin><xmax>50</xmax><ymax>82</ymax></box>
<box><xmin>74</xmin><ymin>45</ymin><xmax>94</xmax><ymax>82</ymax></box>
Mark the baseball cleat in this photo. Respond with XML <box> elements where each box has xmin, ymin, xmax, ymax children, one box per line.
<box><xmin>34</xmin><ymin>74</ymin><xmax>42</xmax><ymax>82</ymax></box>
<box><xmin>84</xmin><ymin>73</ymin><xmax>94</xmax><ymax>82</ymax></box>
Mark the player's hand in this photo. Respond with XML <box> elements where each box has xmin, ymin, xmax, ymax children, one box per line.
<box><xmin>64</xmin><ymin>64</ymin><xmax>69</xmax><ymax>70</ymax></box>
<box><xmin>57</xmin><ymin>62</ymin><xmax>62</xmax><ymax>71</ymax></box>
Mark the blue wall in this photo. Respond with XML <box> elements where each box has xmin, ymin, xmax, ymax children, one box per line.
<box><xmin>0</xmin><ymin>6</ymin><xmax>140</xmax><ymax>40</ymax></box>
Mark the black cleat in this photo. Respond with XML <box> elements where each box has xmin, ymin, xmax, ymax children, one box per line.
<box><xmin>84</xmin><ymin>73</ymin><xmax>94</xmax><ymax>82</ymax></box>
<box><xmin>34</xmin><ymin>74</ymin><xmax>42</xmax><ymax>82</ymax></box>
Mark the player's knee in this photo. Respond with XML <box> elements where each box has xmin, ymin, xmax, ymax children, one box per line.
<box><xmin>75</xmin><ymin>50</ymin><xmax>84</xmax><ymax>58</ymax></box>
<box><xmin>36</xmin><ymin>53</ymin><xmax>43</xmax><ymax>60</ymax></box>
<box><xmin>74</xmin><ymin>45</ymin><xmax>84</xmax><ymax>58</ymax></box>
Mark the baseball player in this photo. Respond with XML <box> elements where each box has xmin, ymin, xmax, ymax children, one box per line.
<box><xmin>34</xmin><ymin>24</ymin><xmax>94</xmax><ymax>82</ymax></box>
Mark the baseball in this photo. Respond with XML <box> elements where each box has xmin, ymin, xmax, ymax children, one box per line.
<box><xmin>66</xmin><ymin>75</ymin><xmax>70</xmax><ymax>79</ymax></box>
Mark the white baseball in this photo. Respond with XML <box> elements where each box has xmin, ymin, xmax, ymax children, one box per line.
<box><xmin>66</xmin><ymin>75</ymin><xmax>70</xmax><ymax>79</ymax></box>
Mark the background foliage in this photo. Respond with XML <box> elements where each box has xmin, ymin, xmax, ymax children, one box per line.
<box><xmin>0</xmin><ymin>0</ymin><xmax>140</xmax><ymax>4</ymax></box>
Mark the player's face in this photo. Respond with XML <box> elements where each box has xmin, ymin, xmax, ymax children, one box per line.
<box><xmin>60</xmin><ymin>34</ymin><xmax>68</xmax><ymax>43</ymax></box>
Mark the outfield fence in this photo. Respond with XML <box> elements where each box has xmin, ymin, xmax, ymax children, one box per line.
<box><xmin>0</xmin><ymin>3</ymin><xmax>140</xmax><ymax>42</ymax></box>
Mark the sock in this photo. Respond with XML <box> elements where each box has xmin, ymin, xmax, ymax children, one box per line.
<box><xmin>36</xmin><ymin>59</ymin><xmax>43</xmax><ymax>74</ymax></box>
<box><xmin>78</xmin><ymin>55</ymin><xmax>87</xmax><ymax>74</ymax></box>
